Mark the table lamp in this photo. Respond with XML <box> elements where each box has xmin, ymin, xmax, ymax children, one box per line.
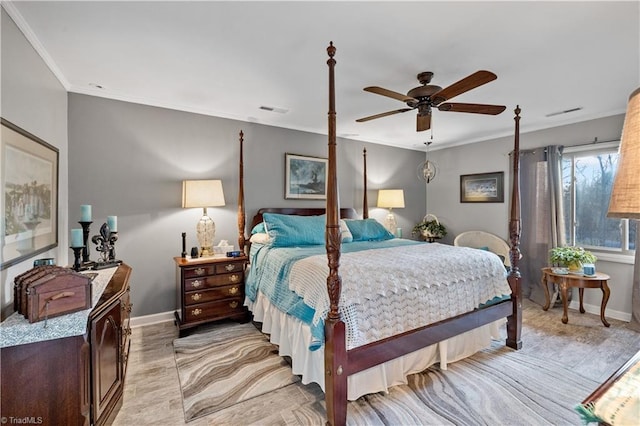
<box><xmin>607</xmin><ymin>87</ymin><xmax>640</xmax><ymax>331</ymax></box>
<box><xmin>182</xmin><ymin>179</ymin><xmax>225</xmax><ymax>257</ymax></box>
<box><xmin>377</xmin><ymin>189</ymin><xmax>405</xmax><ymax>234</ymax></box>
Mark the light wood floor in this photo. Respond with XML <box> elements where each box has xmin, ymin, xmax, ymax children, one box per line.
<box><xmin>113</xmin><ymin>300</ymin><xmax>640</xmax><ymax>425</ymax></box>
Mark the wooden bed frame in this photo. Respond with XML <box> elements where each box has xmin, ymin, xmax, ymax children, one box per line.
<box><xmin>236</xmin><ymin>42</ymin><xmax>522</xmax><ymax>426</ymax></box>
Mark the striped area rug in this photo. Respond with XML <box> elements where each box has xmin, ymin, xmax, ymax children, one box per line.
<box><xmin>173</xmin><ymin>322</ymin><xmax>300</xmax><ymax>422</ymax></box>
<box><xmin>294</xmin><ymin>344</ymin><xmax>599</xmax><ymax>425</ymax></box>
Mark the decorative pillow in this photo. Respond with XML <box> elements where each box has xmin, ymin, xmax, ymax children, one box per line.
<box><xmin>339</xmin><ymin>219</ymin><xmax>353</xmax><ymax>243</ymax></box>
<box><xmin>249</xmin><ymin>233</ymin><xmax>271</xmax><ymax>244</ymax></box>
<box><xmin>263</xmin><ymin>213</ymin><xmax>325</xmax><ymax>247</ymax></box>
<box><xmin>344</xmin><ymin>218</ymin><xmax>394</xmax><ymax>241</ymax></box>
<box><xmin>251</xmin><ymin>222</ymin><xmax>266</xmax><ymax>235</ymax></box>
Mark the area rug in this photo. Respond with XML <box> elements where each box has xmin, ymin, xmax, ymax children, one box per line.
<box><xmin>292</xmin><ymin>344</ymin><xmax>600</xmax><ymax>425</ymax></box>
<box><xmin>173</xmin><ymin>322</ymin><xmax>300</xmax><ymax>422</ymax></box>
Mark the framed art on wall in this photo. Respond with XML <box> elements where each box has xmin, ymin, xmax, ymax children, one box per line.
<box><xmin>285</xmin><ymin>153</ymin><xmax>328</xmax><ymax>200</ymax></box>
<box><xmin>1</xmin><ymin>118</ymin><xmax>59</xmax><ymax>269</ymax></box>
<box><xmin>460</xmin><ymin>171</ymin><xmax>504</xmax><ymax>203</ymax></box>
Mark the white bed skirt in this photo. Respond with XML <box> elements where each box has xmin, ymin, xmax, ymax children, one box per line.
<box><xmin>245</xmin><ymin>291</ymin><xmax>504</xmax><ymax>401</ymax></box>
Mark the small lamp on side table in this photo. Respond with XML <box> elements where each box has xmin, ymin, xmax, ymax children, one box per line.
<box><xmin>607</xmin><ymin>87</ymin><xmax>640</xmax><ymax>332</ymax></box>
<box><xmin>182</xmin><ymin>179</ymin><xmax>226</xmax><ymax>257</ymax></box>
<box><xmin>377</xmin><ymin>189</ymin><xmax>405</xmax><ymax>235</ymax></box>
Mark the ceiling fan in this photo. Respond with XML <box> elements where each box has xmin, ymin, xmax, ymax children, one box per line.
<box><xmin>356</xmin><ymin>70</ymin><xmax>506</xmax><ymax>132</ymax></box>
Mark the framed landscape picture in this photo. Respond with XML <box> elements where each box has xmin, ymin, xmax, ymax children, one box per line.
<box><xmin>285</xmin><ymin>153</ymin><xmax>328</xmax><ymax>200</ymax></box>
<box><xmin>1</xmin><ymin>118</ymin><xmax>59</xmax><ymax>269</ymax></box>
<box><xmin>460</xmin><ymin>171</ymin><xmax>504</xmax><ymax>203</ymax></box>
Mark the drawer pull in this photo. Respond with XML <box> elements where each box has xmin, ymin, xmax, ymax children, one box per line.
<box><xmin>229</xmin><ymin>301</ymin><xmax>239</xmax><ymax>309</ymax></box>
<box><xmin>230</xmin><ymin>274</ymin><xmax>239</xmax><ymax>283</ymax></box>
<box><xmin>192</xmin><ymin>279</ymin><xmax>202</xmax><ymax>288</ymax></box>
<box><xmin>228</xmin><ymin>286</ymin><xmax>239</xmax><ymax>295</ymax></box>
<box><xmin>191</xmin><ymin>293</ymin><xmax>202</xmax><ymax>302</ymax></box>
<box><xmin>195</xmin><ymin>267</ymin><xmax>206</xmax><ymax>276</ymax></box>
<box><xmin>225</xmin><ymin>264</ymin><xmax>235</xmax><ymax>271</ymax></box>
<box><xmin>192</xmin><ymin>308</ymin><xmax>202</xmax><ymax>316</ymax></box>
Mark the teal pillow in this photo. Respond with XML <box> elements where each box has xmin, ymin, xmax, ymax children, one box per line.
<box><xmin>344</xmin><ymin>218</ymin><xmax>394</xmax><ymax>241</ymax></box>
<box><xmin>263</xmin><ymin>213</ymin><xmax>325</xmax><ymax>247</ymax></box>
<box><xmin>251</xmin><ymin>222</ymin><xmax>266</xmax><ymax>234</ymax></box>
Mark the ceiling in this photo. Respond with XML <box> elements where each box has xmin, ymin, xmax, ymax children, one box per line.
<box><xmin>4</xmin><ymin>1</ymin><xmax>639</xmax><ymax>151</ymax></box>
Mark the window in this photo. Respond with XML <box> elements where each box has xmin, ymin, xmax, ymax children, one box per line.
<box><xmin>562</xmin><ymin>142</ymin><xmax>636</xmax><ymax>255</ymax></box>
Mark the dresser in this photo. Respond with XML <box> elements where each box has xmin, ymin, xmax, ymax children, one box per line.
<box><xmin>0</xmin><ymin>264</ymin><xmax>132</xmax><ymax>426</ymax></box>
<box><xmin>174</xmin><ymin>255</ymin><xmax>248</xmax><ymax>336</ymax></box>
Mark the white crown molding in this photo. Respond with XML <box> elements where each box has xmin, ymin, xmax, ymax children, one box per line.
<box><xmin>2</xmin><ymin>1</ymin><xmax>70</xmax><ymax>90</ymax></box>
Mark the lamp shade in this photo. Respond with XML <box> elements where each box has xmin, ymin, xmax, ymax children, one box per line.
<box><xmin>377</xmin><ymin>189</ymin><xmax>405</xmax><ymax>209</ymax></box>
<box><xmin>182</xmin><ymin>180</ymin><xmax>226</xmax><ymax>208</ymax></box>
<box><xmin>608</xmin><ymin>87</ymin><xmax>640</xmax><ymax>219</ymax></box>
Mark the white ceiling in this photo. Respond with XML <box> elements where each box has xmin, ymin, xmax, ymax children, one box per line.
<box><xmin>5</xmin><ymin>1</ymin><xmax>639</xmax><ymax>151</ymax></box>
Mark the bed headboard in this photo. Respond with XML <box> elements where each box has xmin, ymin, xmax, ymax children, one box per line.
<box><xmin>250</xmin><ymin>207</ymin><xmax>358</xmax><ymax>230</ymax></box>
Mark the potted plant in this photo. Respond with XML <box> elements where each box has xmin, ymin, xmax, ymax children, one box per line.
<box><xmin>549</xmin><ymin>246</ymin><xmax>597</xmax><ymax>272</ymax></box>
<box><xmin>412</xmin><ymin>214</ymin><xmax>447</xmax><ymax>242</ymax></box>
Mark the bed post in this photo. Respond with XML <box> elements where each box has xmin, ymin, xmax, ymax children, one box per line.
<box><xmin>506</xmin><ymin>106</ymin><xmax>523</xmax><ymax>350</ymax></box>
<box><xmin>362</xmin><ymin>148</ymin><xmax>368</xmax><ymax>219</ymax></box>
<box><xmin>324</xmin><ymin>41</ymin><xmax>348</xmax><ymax>426</ymax></box>
<box><xmin>237</xmin><ymin>130</ymin><xmax>246</xmax><ymax>255</ymax></box>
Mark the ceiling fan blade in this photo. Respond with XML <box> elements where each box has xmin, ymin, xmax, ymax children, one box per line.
<box><xmin>356</xmin><ymin>108</ymin><xmax>413</xmax><ymax>123</ymax></box>
<box><xmin>416</xmin><ymin>114</ymin><xmax>431</xmax><ymax>132</ymax></box>
<box><xmin>438</xmin><ymin>102</ymin><xmax>506</xmax><ymax>115</ymax></box>
<box><xmin>364</xmin><ymin>86</ymin><xmax>416</xmax><ymax>103</ymax></box>
<box><xmin>431</xmin><ymin>70</ymin><xmax>497</xmax><ymax>105</ymax></box>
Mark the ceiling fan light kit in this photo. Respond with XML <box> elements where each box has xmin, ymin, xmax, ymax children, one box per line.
<box><xmin>357</xmin><ymin>70</ymin><xmax>506</xmax><ymax>132</ymax></box>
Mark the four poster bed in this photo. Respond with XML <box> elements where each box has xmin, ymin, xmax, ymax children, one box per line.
<box><xmin>235</xmin><ymin>42</ymin><xmax>522</xmax><ymax>426</ymax></box>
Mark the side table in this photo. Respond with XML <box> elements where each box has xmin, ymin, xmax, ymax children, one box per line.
<box><xmin>541</xmin><ymin>267</ymin><xmax>611</xmax><ymax>327</ymax></box>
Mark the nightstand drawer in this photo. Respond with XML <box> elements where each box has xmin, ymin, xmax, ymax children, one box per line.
<box><xmin>184</xmin><ymin>284</ymin><xmax>244</xmax><ymax>306</ymax></box>
<box><xmin>184</xmin><ymin>298</ymin><xmax>244</xmax><ymax>322</ymax></box>
<box><xmin>184</xmin><ymin>272</ymin><xmax>243</xmax><ymax>291</ymax></box>
<box><xmin>183</xmin><ymin>265</ymin><xmax>216</xmax><ymax>279</ymax></box>
<box><xmin>215</xmin><ymin>262</ymin><xmax>244</xmax><ymax>274</ymax></box>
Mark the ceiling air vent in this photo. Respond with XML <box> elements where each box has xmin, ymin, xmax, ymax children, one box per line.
<box><xmin>545</xmin><ymin>107</ymin><xmax>583</xmax><ymax>117</ymax></box>
<box><xmin>259</xmin><ymin>105</ymin><xmax>288</xmax><ymax>114</ymax></box>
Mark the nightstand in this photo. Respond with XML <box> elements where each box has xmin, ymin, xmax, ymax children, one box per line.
<box><xmin>173</xmin><ymin>255</ymin><xmax>248</xmax><ymax>336</ymax></box>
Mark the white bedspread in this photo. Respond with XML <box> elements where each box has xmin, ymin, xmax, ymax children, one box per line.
<box><xmin>289</xmin><ymin>242</ymin><xmax>511</xmax><ymax>349</ymax></box>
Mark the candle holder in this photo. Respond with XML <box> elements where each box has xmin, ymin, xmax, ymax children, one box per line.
<box><xmin>79</xmin><ymin>221</ymin><xmax>95</xmax><ymax>267</ymax></box>
<box><xmin>91</xmin><ymin>223</ymin><xmax>122</xmax><ymax>270</ymax></box>
<box><xmin>70</xmin><ymin>246</ymin><xmax>84</xmax><ymax>271</ymax></box>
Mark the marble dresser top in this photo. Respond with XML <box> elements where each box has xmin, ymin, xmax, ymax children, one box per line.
<box><xmin>0</xmin><ymin>267</ymin><xmax>117</xmax><ymax>348</ymax></box>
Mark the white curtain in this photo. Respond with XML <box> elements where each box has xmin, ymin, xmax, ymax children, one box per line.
<box><xmin>519</xmin><ymin>145</ymin><xmax>565</xmax><ymax>305</ymax></box>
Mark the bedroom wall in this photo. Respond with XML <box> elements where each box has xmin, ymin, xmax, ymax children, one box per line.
<box><xmin>0</xmin><ymin>8</ymin><xmax>69</xmax><ymax>315</ymax></box>
<box><xmin>67</xmin><ymin>94</ymin><xmax>426</xmax><ymax>318</ymax></box>
<box><xmin>427</xmin><ymin>114</ymin><xmax>635</xmax><ymax>321</ymax></box>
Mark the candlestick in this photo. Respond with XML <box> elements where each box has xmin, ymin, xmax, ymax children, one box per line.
<box><xmin>71</xmin><ymin>228</ymin><xmax>83</xmax><ymax>247</ymax></box>
<box><xmin>70</xmin><ymin>246</ymin><xmax>84</xmax><ymax>271</ymax></box>
<box><xmin>80</xmin><ymin>205</ymin><xmax>92</xmax><ymax>222</ymax></box>
<box><xmin>79</xmin><ymin>221</ymin><xmax>93</xmax><ymax>263</ymax></box>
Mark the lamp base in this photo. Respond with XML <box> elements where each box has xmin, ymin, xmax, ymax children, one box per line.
<box><xmin>384</xmin><ymin>211</ymin><xmax>397</xmax><ymax>234</ymax></box>
<box><xmin>197</xmin><ymin>214</ymin><xmax>216</xmax><ymax>257</ymax></box>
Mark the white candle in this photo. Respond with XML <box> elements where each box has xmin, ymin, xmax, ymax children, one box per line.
<box><xmin>81</xmin><ymin>205</ymin><xmax>92</xmax><ymax>222</ymax></box>
<box><xmin>107</xmin><ymin>216</ymin><xmax>117</xmax><ymax>232</ymax></box>
<box><xmin>71</xmin><ymin>229</ymin><xmax>83</xmax><ymax>247</ymax></box>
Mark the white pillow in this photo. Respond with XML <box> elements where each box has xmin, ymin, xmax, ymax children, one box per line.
<box><xmin>340</xmin><ymin>219</ymin><xmax>353</xmax><ymax>243</ymax></box>
<box><xmin>250</xmin><ymin>233</ymin><xmax>271</xmax><ymax>244</ymax></box>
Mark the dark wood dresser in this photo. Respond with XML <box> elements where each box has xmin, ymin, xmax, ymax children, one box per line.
<box><xmin>0</xmin><ymin>264</ymin><xmax>132</xmax><ymax>426</ymax></box>
<box><xmin>174</xmin><ymin>255</ymin><xmax>248</xmax><ymax>336</ymax></box>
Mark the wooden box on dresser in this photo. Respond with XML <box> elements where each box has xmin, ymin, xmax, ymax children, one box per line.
<box><xmin>0</xmin><ymin>264</ymin><xmax>132</xmax><ymax>426</ymax></box>
<box><xmin>174</xmin><ymin>255</ymin><xmax>248</xmax><ymax>336</ymax></box>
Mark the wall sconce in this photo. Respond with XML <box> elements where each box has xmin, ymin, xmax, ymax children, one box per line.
<box><xmin>607</xmin><ymin>87</ymin><xmax>640</xmax><ymax>331</ymax></box>
<box><xmin>377</xmin><ymin>189</ymin><xmax>405</xmax><ymax>234</ymax></box>
<box><xmin>182</xmin><ymin>179</ymin><xmax>225</xmax><ymax>257</ymax></box>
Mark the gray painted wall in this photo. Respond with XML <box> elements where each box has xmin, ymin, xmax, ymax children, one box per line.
<box><xmin>0</xmin><ymin>8</ymin><xmax>69</xmax><ymax>311</ymax></box>
<box><xmin>427</xmin><ymin>114</ymin><xmax>634</xmax><ymax>320</ymax></box>
<box><xmin>67</xmin><ymin>94</ymin><xmax>426</xmax><ymax>317</ymax></box>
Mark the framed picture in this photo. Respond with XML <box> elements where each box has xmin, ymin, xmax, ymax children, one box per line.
<box><xmin>285</xmin><ymin>153</ymin><xmax>328</xmax><ymax>200</ymax></box>
<box><xmin>460</xmin><ymin>171</ymin><xmax>504</xmax><ymax>203</ymax></box>
<box><xmin>1</xmin><ymin>118</ymin><xmax>59</xmax><ymax>269</ymax></box>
